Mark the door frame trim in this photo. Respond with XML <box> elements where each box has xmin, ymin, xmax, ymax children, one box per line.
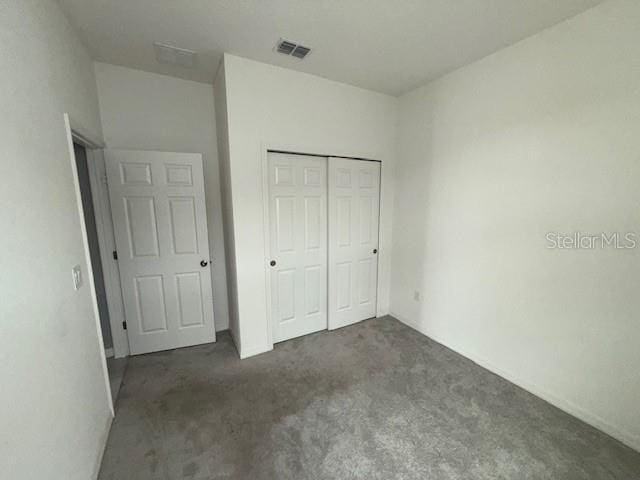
<box><xmin>66</xmin><ymin>118</ymin><xmax>130</xmax><ymax>360</ymax></box>
<box><xmin>260</xmin><ymin>142</ymin><xmax>383</xmax><ymax>352</ymax></box>
<box><xmin>86</xmin><ymin>150</ymin><xmax>129</xmax><ymax>359</ymax></box>
<box><xmin>63</xmin><ymin>113</ymin><xmax>114</xmax><ymax>416</ymax></box>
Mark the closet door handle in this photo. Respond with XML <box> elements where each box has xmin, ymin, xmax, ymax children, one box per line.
<box><xmin>373</xmin><ymin>249</ymin><xmax>378</xmax><ymax>254</ymax></box>
<box><xmin>270</xmin><ymin>260</ymin><xmax>276</xmax><ymax>267</ymax></box>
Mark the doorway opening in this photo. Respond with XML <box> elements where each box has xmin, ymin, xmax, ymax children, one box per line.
<box><xmin>73</xmin><ymin>142</ymin><xmax>127</xmax><ymax>401</ymax></box>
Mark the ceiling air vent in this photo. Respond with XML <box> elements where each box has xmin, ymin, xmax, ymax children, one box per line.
<box><xmin>291</xmin><ymin>45</ymin><xmax>311</xmax><ymax>59</ymax></box>
<box><xmin>153</xmin><ymin>42</ymin><xmax>197</xmax><ymax>68</ymax></box>
<box><xmin>276</xmin><ymin>40</ymin><xmax>297</xmax><ymax>55</ymax></box>
<box><xmin>275</xmin><ymin>39</ymin><xmax>311</xmax><ymax>59</ymax></box>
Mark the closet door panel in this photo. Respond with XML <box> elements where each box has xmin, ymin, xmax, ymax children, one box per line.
<box><xmin>328</xmin><ymin>157</ymin><xmax>380</xmax><ymax>329</ymax></box>
<box><xmin>268</xmin><ymin>153</ymin><xmax>328</xmax><ymax>343</ymax></box>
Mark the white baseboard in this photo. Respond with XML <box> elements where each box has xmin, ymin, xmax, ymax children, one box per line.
<box><xmin>104</xmin><ymin>347</ymin><xmax>114</xmax><ymax>358</ymax></box>
<box><xmin>390</xmin><ymin>311</ymin><xmax>640</xmax><ymax>453</ymax></box>
<box><xmin>239</xmin><ymin>343</ymin><xmax>273</xmax><ymax>359</ymax></box>
<box><xmin>91</xmin><ymin>412</ymin><xmax>113</xmax><ymax>479</ymax></box>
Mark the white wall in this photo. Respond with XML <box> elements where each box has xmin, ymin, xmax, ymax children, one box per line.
<box><xmin>213</xmin><ymin>61</ymin><xmax>241</xmax><ymax>349</ymax></box>
<box><xmin>0</xmin><ymin>1</ymin><xmax>111</xmax><ymax>478</ymax></box>
<box><xmin>219</xmin><ymin>54</ymin><xmax>397</xmax><ymax>358</ymax></box>
<box><xmin>94</xmin><ymin>62</ymin><xmax>230</xmax><ymax>331</ymax></box>
<box><xmin>391</xmin><ymin>0</ymin><xmax>640</xmax><ymax>451</ymax></box>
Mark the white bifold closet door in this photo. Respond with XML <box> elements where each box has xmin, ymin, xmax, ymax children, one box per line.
<box><xmin>268</xmin><ymin>153</ymin><xmax>328</xmax><ymax>343</ymax></box>
<box><xmin>106</xmin><ymin>149</ymin><xmax>216</xmax><ymax>355</ymax></box>
<box><xmin>328</xmin><ymin>157</ymin><xmax>380</xmax><ymax>330</ymax></box>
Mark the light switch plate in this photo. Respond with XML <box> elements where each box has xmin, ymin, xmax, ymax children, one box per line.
<box><xmin>72</xmin><ymin>265</ymin><xmax>82</xmax><ymax>290</ymax></box>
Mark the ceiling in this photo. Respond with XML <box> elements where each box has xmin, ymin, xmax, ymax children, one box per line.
<box><xmin>57</xmin><ymin>0</ymin><xmax>602</xmax><ymax>96</ymax></box>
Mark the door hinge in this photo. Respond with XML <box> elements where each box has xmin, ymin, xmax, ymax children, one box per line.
<box><xmin>113</xmin><ymin>250</ymin><xmax>118</xmax><ymax>260</ymax></box>
<box><xmin>122</xmin><ymin>321</ymin><xmax>127</xmax><ymax>330</ymax></box>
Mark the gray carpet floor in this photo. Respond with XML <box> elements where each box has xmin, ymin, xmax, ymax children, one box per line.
<box><xmin>98</xmin><ymin>316</ymin><xmax>640</xmax><ymax>480</ymax></box>
<box><xmin>107</xmin><ymin>356</ymin><xmax>127</xmax><ymax>403</ymax></box>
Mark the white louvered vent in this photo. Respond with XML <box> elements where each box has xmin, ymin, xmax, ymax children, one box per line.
<box><xmin>275</xmin><ymin>39</ymin><xmax>311</xmax><ymax>59</ymax></box>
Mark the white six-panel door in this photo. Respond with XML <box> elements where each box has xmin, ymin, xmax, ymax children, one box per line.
<box><xmin>268</xmin><ymin>153</ymin><xmax>328</xmax><ymax>343</ymax></box>
<box><xmin>328</xmin><ymin>157</ymin><xmax>380</xmax><ymax>329</ymax></box>
<box><xmin>105</xmin><ymin>150</ymin><xmax>215</xmax><ymax>355</ymax></box>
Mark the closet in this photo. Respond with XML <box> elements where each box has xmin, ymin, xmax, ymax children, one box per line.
<box><xmin>267</xmin><ymin>152</ymin><xmax>381</xmax><ymax>343</ymax></box>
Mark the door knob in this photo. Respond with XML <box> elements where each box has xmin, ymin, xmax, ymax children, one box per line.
<box><xmin>270</xmin><ymin>260</ymin><xmax>276</xmax><ymax>267</ymax></box>
<box><xmin>373</xmin><ymin>249</ymin><xmax>378</xmax><ymax>254</ymax></box>
<box><xmin>200</xmin><ymin>260</ymin><xmax>208</xmax><ymax>267</ymax></box>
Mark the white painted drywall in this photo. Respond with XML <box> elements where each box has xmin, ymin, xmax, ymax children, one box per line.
<box><xmin>0</xmin><ymin>1</ymin><xmax>111</xmax><ymax>478</ymax></box>
<box><xmin>213</xmin><ymin>61</ymin><xmax>241</xmax><ymax>350</ymax></box>
<box><xmin>391</xmin><ymin>0</ymin><xmax>640</xmax><ymax>451</ymax></box>
<box><xmin>218</xmin><ymin>54</ymin><xmax>397</xmax><ymax>357</ymax></box>
<box><xmin>94</xmin><ymin>62</ymin><xmax>230</xmax><ymax>331</ymax></box>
